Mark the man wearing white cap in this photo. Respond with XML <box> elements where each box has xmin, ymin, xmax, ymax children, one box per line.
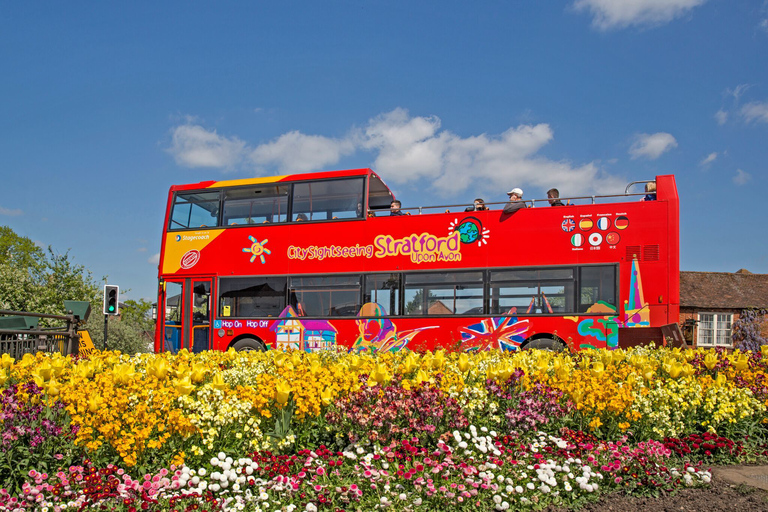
<box><xmin>503</xmin><ymin>187</ymin><xmax>526</xmax><ymax>215</ymax></box>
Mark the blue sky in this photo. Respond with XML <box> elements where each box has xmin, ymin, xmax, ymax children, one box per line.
<box><xmin>1</xmin><ymin>1</ymin><xmax>767</xmax><ymax>301</ymax></box>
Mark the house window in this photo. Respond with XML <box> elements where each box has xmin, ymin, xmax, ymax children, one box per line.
<box><xmin>697</xmin><ymin>313</ymin><xmax>733</xmax><ymax>347</ymax></box>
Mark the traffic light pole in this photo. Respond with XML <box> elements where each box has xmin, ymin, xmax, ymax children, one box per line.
<box><xmin>103</xmin><ymin>314</ymin><xmax>108</xmax><ymax>350</ymax></box>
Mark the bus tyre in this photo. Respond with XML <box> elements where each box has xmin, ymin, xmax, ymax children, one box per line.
<box><xmin>231</xmin><ymin>338</ymin><xmax>266</xmax><ymax>352</ymax></box>
<box><xmin>523</xmin><ymin>338</ymin><xmax>566</xmax><ymax>352</ymax></box>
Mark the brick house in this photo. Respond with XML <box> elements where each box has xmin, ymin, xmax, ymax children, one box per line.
<box><xmin>679</xmin><ymin>269</ymin><xmax>768</xmax><ymax>348</ymax></box>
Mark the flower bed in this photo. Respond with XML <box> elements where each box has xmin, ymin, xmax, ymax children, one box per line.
<box><xmin>0</xmin><ymin>346</ymin><xmax>766</xmax><ymax>510</ymax></box>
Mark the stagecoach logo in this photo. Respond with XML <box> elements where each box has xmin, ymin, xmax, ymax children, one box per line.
<box><xmin>180</xmin><ymin>250</ymin><xmax>201</xmax><ymax>269</ymax></box>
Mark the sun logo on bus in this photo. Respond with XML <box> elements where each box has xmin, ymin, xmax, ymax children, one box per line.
<box><xmin>242</xmin><ymin>236</ymin><xmax>271</xmax><ymax>264</ymax></box>
<box><xmin>449</xmin><ymin>217</ymin><xmax>490</xmax><ymax>247</ymax></box>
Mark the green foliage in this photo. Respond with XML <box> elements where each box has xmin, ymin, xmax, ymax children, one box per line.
<box><xmin>0</xmin><ymin>227</ymin><xmax>101</xmax><ymax>323</ymax></box>
<box><xmin>0</xmin><ymin>226</ymin><xmax>152</xmax><ymax>351</ymax></box>
<box><xmin>84</xmin><ymin>301</ymin><xmax>153</xmax><ymax>354</ymax></box>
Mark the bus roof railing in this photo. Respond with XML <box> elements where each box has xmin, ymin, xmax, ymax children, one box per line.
<box><xmin>373</xmin><ymin>190</ymin><xmax>651</xmax><ymax>215</ymax></box>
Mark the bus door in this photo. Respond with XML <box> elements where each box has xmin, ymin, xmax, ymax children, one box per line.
<box><xmin>162</xmin><ymin>278</ymin><xmax>213</xmax><ymax>353</ymax></box>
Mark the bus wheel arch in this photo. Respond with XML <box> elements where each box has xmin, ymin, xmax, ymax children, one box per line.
<box><xmin>229</xmin><ymin>335</ymin><xmax>267</xmax><ymax>352</ymax></box>
<box><xmin>521</xmin><ymin>334</ymin><xmax>567</xmax><ymax>352</ymax></box>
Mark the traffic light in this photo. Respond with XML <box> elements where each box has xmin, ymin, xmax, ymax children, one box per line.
<box><xmin>103</xmin><ymin>285</ymin><xmax>119</xmax><ymax>316</ymax></box>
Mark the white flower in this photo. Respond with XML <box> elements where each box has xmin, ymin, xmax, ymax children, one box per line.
<box><xmin>527</xmin><ymin>483</ymin><xmax>535</xmax><ymax>490</ymax></box>
<box><xmin>515</xmin><ymin>486</ymin><xmax>523</xmax><ymax>493</ymax></box>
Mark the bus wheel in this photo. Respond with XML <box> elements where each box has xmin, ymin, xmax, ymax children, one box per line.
<box><xmin>522</xmin><ymin>338</ymin><xmax>566</xmax><ymax>352</ymax></box>
<box><xmin>231</xmin><ymin>338</ymin><xmax>267</xmax><ymax>352</ymax></box>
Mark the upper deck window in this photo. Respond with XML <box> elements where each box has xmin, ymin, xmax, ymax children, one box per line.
<box><xmin>223</xmin><ymin>185</ymin><xmax>289</xmax><ymax>225</ymax></box>
<box><xmin>170</xmin><ymin>191</ymin><xmax>220</xmax><ymax>230</ymax></box>
<box><xmin>292</xmin><ymin>178</ymin><xmax>364</xmax><ymax>221</ymax></box>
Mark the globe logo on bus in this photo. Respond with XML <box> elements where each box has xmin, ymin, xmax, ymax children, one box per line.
<box><xmin>457</xmin><ymin>219</ymin><xmax>480</xmax><ymax>243</ymax></box>
<box><xmin>449</xmin><ymin>217</ymin><xmax>491</xmax><ymax>246</ymax></box>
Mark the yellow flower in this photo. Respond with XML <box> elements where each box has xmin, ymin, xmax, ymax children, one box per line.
<box><xmin>618</xmin><ymin>422</ymin><xmax>630</xmax><ymax>430</ymax></box>
<box><xmin>703</xmin><ymin>352</ymin><xmax>718</xmax><ymax>371</ymax></box>
<box><xmin>0</xmin><ymin>369</ymin><xmax>7</xmax><ymax>386</ymax></box>
<box><xmin>432</xmin><ymin>350</ymin><xmax>445</xmax><ymax>370</ymax></box>
<box><xmin>174</xmin><ymin>376</ymin><xmax>195</xmax><ymax>396</ymax></box>
<box><xmin>320</xmin><ymin>387</ymin><xmax>333</xmax><ymax>406</ymax></box>
<box><xmin>0</xmin><ymin>353</ymin><xmax>13</xmax><ymax>369</ymax></box>
<box><xmin>147</xmin><ymin>358</ymin><xmax>170</xmax><ymax>380</ymax></box>
<box><xmin>190</xmin><ymin>363</ymin><xmax>207</xmax><ymax>384</ymax></box>
<box><xmin>761</xmin><ymin>345</ymin><xmax>768</xmax><ymax>359</ymax></box>
<box><xmin>590</xmin><ymin>361</ymin><xmax>605</xmax><ymax>379</ymax></box>
<box><xmin>458</xmin><ymin>353</ymin><xmax>471</xmax><ymax>373</ymax></box>
<box><xmin>210</xmin><ymin>373</ymin><xmax>228</xmax><ymax>391</ymax></box>
<box><xmin>275</xmin><ymin>379</ymin><xmax>291</xmax><ymax>406</ymax></box>
<box><xmin>731</xmin><ymin>353</ymin><xmax>749</xmax><ymax>372</ymax></box>
<box><xmin>666</xmin><ymin>362</ymin><xmax>683</xmax><ymax>379</ymax></box>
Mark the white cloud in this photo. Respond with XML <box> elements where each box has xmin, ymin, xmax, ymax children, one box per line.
<box><xmin>628</xmin><ymin>132</ymin><xmax>678</xmax><ymax>160</ymax></box>
<box><xmin>714</xmin><ymin>109</ymin><xmax>728</xmax><ymax>125</ymax></box>
<box><xmin>761</xmin><ymin>18</ymin><xmax>768</xmax><ymax>33</ymax></box>
<box><xmin>0</xmin><ymin>206</ymin><xmax>23</xmax><ymax>216</ymax></box>
<box><xmin>733</xmin><ymin>169</ymin><xmax>752</xmax><ymax>185</ymax></box>
<box><xmin>573</xmin><ymin>0</ymin><xmax>707</xmax><ymax>30</ymax></box>
<box><xmin>741</xmin><ymin>101</ymin><xmax>768</xmax><ymax>124</ymax></box>
<box><xmin>250</xmin><ymin>131</ymin><xmax>355</xmax><ymax>173</ymax></box>
<box><xmin>148</xmin><ymin>253</ymin><xmax>160</xmax><ymax>265</ymax></box>
<box><xmin>137</xmin><ymin>247</ymin><xmax>147</xmax><ymax>253</ymax></box>
<box><xmin>699</xmin><ymin>152</ymin><xmax>717</xmax><ymax>166</ymax></box>
<box><xmin>354</xmin><ymin>109</ymin><xmax>621</xmax><ymax>197</ymax></box>
<box><xmin>168</xmin><ymin>124</ymin><xmax>247</xmax><ymax>169</ymax></box>
<box><xmin>168</xmin><ymin>108</ymin><xmax>624</xmax><ymax>198</ymax></box>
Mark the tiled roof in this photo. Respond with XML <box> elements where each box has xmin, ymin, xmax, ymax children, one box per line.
<box><xmin>680</xmin><ymin>271</ymin><xmax>768</xmax><ymax>309</ymax></box>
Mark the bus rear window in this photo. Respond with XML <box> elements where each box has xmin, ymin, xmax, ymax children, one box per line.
<box><xmin>170</xmin><ymin>191</ymin><xmax>220</xmax><ymax>230</ymax></box>
<box><xmin>292</xmin><ymin>178</ymin><xmax>364</xmax><ymax>221</ymax></box>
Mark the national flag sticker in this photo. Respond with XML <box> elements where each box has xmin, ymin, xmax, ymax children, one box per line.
<box><xmin>597</xmin><ymin>217</ymin><xmax>610</xmax><ymax>230</ymax></box>
<box><xmin>606</xmin><ymin>232</ymin><xmax>620</xmax><ymax>245</ymax></box>
<box><xmin>588</xmin><ymin>232</ymin><xmax>603</xmax><ymax>246</ymax></box>
<box><xmin>561</xmin><ymin>218</ymin><xmax>576</xmax><ymax>232</ymax></box>
<box><xmin>571</xmin><ymin>233</ymin><xmax>584</xmax><ymax>247</ymax></box>
<box><xmin>579</xmin><ymin>218</ymin><xmax>594</xmax><ymax>231</ymax></box>
<box><xmin>615</xmin><ymin>216</ymin><xmax>629</xmax><ymax>230</ymax></box>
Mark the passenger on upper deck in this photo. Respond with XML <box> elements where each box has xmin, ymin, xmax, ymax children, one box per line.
<box><xmin>547</xmin><ymin>188</ymin><xmax>565</xmax><ymax>207</ymax></box>
<box><xmin>390</xmin><ymin>200</ymin><xmax>405</xmax><ymax>216</ymax></box>
<box><xmin>643</xmin><ymin>182</ymin><xmax>657</xmax><ymax>201</ymax></box>
<box><xmin>295</xmin><ymin>213</ymin><xmax>308</xmax><ymax>221</ymax></box>
<box><xmin>502</xmin><ymin>188</ymin><xmax>526</xmax><ymax>215</ymax></box>
<box><xmin>465</xmin><ymin>198</ymin><xmax>488</xmax><ymax>212</ymax></box>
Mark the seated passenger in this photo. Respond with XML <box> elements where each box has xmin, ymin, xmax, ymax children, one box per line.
<box><xmin>295</xmin><ymin>213</ymin><xmax>308</xmax><ymax>221</ymax></box>
<box><xmin>502</xmin><ymin>188</ymin><xmax>526</xmax><ymax>215</ymax></box>
<box><xmin>642</xmin><ymin>182</ymin><xmax>657</xmax><ymax>201</ymax></box>
<box><xmin>465</xmin><ymin>198</ymin><xmax>488</xmax><ymax>211</ymax></box>
<box><xmin>547</xmin><ymin>188</ymin><xmax>565</xmax><ymax>207</ymax></box>
<box><xmin>390</xmin><ymin>200</ymin><xmax>405</xmax><ymax>216</ymax></box>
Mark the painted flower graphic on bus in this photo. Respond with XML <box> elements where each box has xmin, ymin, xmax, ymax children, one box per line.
<box><xmin>242</xmin><ymin>236</ymin><xmax>271</xmax><ymax>264</ymax></box>
<box><xmin>448</xmin><ymin>216</ymin><xmax>490</xmax><ymax>247</ymax></box>
<box><xmin>351</xmin><ymin>303</ymin><xmax>437</xmax><ymax>353</ymax></box>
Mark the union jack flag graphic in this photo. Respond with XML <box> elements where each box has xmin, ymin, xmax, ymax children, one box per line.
<box><xmin>458</xmin><ymin>310</ymin><xmax>530</xmax><ymax>351</ymax></box>
<box><xmin>561</xmin><ymin>218</ymin><xmax>576</xmax><ymax>232</ymax></box>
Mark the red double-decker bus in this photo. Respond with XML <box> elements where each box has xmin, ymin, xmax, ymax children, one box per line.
<box><xmin>154</xmin><ymin>168</ymin><xmax>679</xmax><ymax>353</ymax></box>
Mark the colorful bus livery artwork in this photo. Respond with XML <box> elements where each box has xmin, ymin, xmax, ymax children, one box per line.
<box><xmin>155</xmin><ymin>168</ymin><xmax>679</xmax><ymax>354</ymax></box>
